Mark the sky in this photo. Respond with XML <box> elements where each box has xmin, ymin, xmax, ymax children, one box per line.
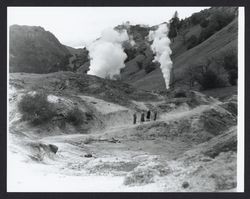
<box><xmin>8</xmin><ymin>7</ymin><xmax>209</xmax><ymax>48</ymax></box>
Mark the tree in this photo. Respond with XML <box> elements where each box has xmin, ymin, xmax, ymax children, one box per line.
<box><xmin>168</xmin><ymin>11</ymin><xmax>180</xmax><ymax>42</ymax></box>
<box><xmin>168</xmin><ymin>27</ymin><xmax>177</xmax><ymax>42</ymax></box>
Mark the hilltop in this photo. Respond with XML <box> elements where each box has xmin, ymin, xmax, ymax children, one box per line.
<box><xmin>9</xmin><ymin>25</ymin><xmax>72</xmax><ymax>73</ymax></box>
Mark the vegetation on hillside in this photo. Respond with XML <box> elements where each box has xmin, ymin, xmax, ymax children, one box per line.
<box><xmin>186</xmin><ymin>47</ymin><xmax>237</xmax><ymax>90</ymax></box>
<box><xmin>18</xmin><ymin>91</ymin><xmax>86</xmax><ymax>127</ymax></box>
<box><xmin>66</xmin><ymin>107</ymin><xmax>85</xmax><ymax>126</ymax></box>
<box><xmin>168</xmin><ymin>7</ymin><xmax>237</xmax><ymax>49</ymax></box>
<box><xmin>18</xmin><ymin>92</ymin><xmax>57</xmax><ymax>125</ymax></box>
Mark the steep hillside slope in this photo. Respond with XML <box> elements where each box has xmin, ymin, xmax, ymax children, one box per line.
<box><xmin>130</xmin><ymin>18</ymin><xmax>238</xmax><ymax>91</ymax></box>
<box><xmin>9</xmin><ymin>25</ymin><xmax>72</xmax><ymax>73</ymax></box>
<box><xmin>119</xmin><ymin>7</ymin><xmax>238</xmax><ymax>91</ymax></box>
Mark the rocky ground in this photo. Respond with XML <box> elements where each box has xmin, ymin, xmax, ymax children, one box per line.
<box><xmin>8</xmin><ymin>72</ymin><xmax>237</xmax><ymax>192</ymax></box>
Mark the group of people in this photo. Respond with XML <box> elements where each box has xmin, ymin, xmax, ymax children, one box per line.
<box><xmin>133</xmin><ymin>110</ymin><xmax>157</xmax><ymax>124</ymax></box>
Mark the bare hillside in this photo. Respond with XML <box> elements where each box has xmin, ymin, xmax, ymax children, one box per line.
<box><xmin>8</xmin><ymin>72</ymin><xmax>237</xmax><ymax>192</ymax></box>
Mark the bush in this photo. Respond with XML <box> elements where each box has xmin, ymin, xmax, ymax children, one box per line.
<box><xmin>174</xmin><ymin>91</ymin><xmax>187</xmax><ymax>98</ymax></box>
<box><xmin>197</xmin><ymin>70</ymin><xmax>227</xmax><ymax>90</ymax></box>
<box><xmin>187</xmin><ymin>35</ymin><xmax>198</xmax><ymax>49</ymax></box>
<box><xmin>213</xmin><ymin>12</ymin><xmax>235</xmax><ymax>30</ymax></box>
<box><xmin>200</xmin><ymin>19</ymin><xmax>209</xmax><ymax>28</ymax></box>
<box><xmin>212</xmin><ymin>49</ymin><xmax>238</xmax><ymax>86</ymax></box>
<box><xmin>222</xmin><ymin>50</ymin><xmax>238</xmax><ymax>85</ymax></box>
<box><xmin>222</xmin><ymin>50</ymin><xmax>238</xmax><ymax>71</ymax></box>
<box><xmin>198</xmin><ymin>23</ymin><xmax>217</xmax><ymax>43</ymax></box>
<box><xmin>144</xmin><ymin>62</ymin><xmax>158</xmax><ymax>74</ymax></box>
<box><xmin>136</xmin><ymin>61</ymin><xmax>143</xmax><ymax>70</ymax></box>
<box><xmin>186</xmin><ymin>59</ymin><xmax>229</xmax><ymax>90</ymax></box>
<box><xmin>228</xmin><ymin>69</ymin><xmax>237</xmax><ymax>85</ymax></box>
<box><xmin>18</xmin><ymin>92</ymin><xmax>56</xmax><ymax>125</ymax></box>
<box><xmin>66</xmin><ymin>107</ymin><xmax>85</xmax><ymax>126</ymax></box>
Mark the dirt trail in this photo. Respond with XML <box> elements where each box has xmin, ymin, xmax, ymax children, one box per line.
<box><xmin>41</xmin><ymin>101</ymin><xmax>221</xmax><ymax>143</ymax></box>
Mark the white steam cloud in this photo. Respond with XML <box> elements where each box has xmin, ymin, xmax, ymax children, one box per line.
<box><xmin>87</xmin><ymin>28</ymin><xmax>129</xmax><ymax>78</ymax></box>
<box><xmin>148</xmin><ymin>23</ymin><xmax>173</xmax><ymax>89</ymax></box>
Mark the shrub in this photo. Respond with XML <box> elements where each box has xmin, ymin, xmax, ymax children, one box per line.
<box><xmin>222</xmin><ymin>50</ymin><xmax>238</xmax><ymax>85</ymax></box>
<box><xmin>18</xmin><ymin>92</ymin><xmax>56</xmax><ymax>125</ymax></box>
<box><xmin>136</xmin><ymin>61</ymin><xmax>143</xmax><ymax>70</ymax></box>
<box><xmin>213</xmin><ymin>49</ymin><xmax>238</xmax><ymax>86</ymax></box>
<box><xmin>213</xmin><ymin>12</ymin><xmax>235</xmax><ymax>30</ymax></box>
<box><xmin>144</xmin><ymin>62</ymin><xmax>158</xmax><ymax>74</ymax></box>
<box><xmin>197</xmin><ymin>70</ymin><xmax>227</xmax><ymax>90</ymax></box>
<box><xmin>200</xmin><ymin>19</ymin><xmax>209</xmax><ymax>28</ymax></box>
<box><xmin>186</xmin><ymin>59</ymin><xmax>229</xmax><ymax>90</ymax></box>
<box><xmin>222</xmin><ymin>49</ymin><xmax>238</xmax><ymax>70</ymax></box>
<box><xmin>66</xmin><ymin>107</ymin><xmax>85</xmax><ymax>126</ymax></box>
<box><xmin>228</xmin><ymin>69</ymin><xmax>237</xmax><ymax>85</ymax></box>
<box><xmin>174</xmin><ymin>91</ymin><xmax>187</xmax><ymax>98</ymax></box>
<box><xmin>198</xmin><ymin>23</ymin><xmax>217</xmax><ymax>43</ymax></box>
<box><xmin>187</xmin><ymin>35</ymin><xmax>198</xmax><ymax>49</ymax></box>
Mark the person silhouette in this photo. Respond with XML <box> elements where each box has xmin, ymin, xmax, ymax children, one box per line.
<box><xmin>141</xmin><ymin>112</ymin><xmax>145</xmax><ymax>123</ymax></box>
<box><xmin>146</xmin><ymin>110</ymin><xmax>151</xmax><ymax>121</ymax></box>
<box><xmin>154</xmin><ymin>112</ymin><xmax>157</xmax><ymax>121</ymax></box>
<box><xmin>133</xmin><ymin>113</ymin><xmax>137</xmax><ymax>124</ymax></box>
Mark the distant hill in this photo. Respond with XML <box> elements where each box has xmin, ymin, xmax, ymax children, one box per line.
<box><xmin>64</xmin><ymin>45</ymin><xmax>90</xmax><ymax>72</ymax></box>
<box><xmin>9</xmin><ymin>25</ymin><xmax>72</xmax><ymax>73</ymax></box>
<box><xmin>64</xmin><ymin>45</ymin><xmax>85</xmax><ymax>56</ymax></box>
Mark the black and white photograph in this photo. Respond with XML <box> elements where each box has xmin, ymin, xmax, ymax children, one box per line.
<box><xmin>6</xmin><ymin>6</ymin><xmax>244</xmax><ymax>192</ymax></box>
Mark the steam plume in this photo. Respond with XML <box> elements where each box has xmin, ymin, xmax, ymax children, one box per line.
<box><xmin>148</xmin><ymin>23</ymin><xmax>173</xmax><ymax>89</ymax></box>
<box><xmin>87</xmin><ymin>28</ymin><xmax>129</xmax><ymax>78</ymax></box>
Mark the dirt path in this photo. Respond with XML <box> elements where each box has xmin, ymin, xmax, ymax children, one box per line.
<box><xmin>41</xmin><ymin>102</ymin><xmax>220</xmax><ymax>143</ymax></box>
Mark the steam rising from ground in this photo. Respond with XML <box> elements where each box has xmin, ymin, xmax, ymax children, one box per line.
<box><xmin>87</xmin><ymin>28</ymin><xmax>129</xmax><ymax>78</ymax></box>
<box><xmin>149</xmin><ymin>23</ymin><xmax>173</xmax><ymax>89</ymax></box>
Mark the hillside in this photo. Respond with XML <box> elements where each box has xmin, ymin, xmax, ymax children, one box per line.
<box><xmin>128</xmin><ymin>18</ymin><xmax>238</xmax><ymax>91</ymax></box>
<box><xmin>118</xmin><ymin>7</ymin><xmax>238</xmax><ymax>91</ymax></box>
<box><xmin>9</xmin><ymin>25</ymin><xmax>72</xmax><ymax>73</ymax></box>
<box><xmin>65</xmin><ymin>45</ymin><xmax>90</xmax><ymax>73</ymax></box>
<box><xmin>8</xmin><ymin>71</ymin><xmax>237</xmax><ymax>191</ymax></box>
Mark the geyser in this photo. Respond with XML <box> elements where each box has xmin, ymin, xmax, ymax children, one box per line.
<box><xmin>87</xmin><ymin>28</ymin><xmax>129</xmax><ymax>79</ymax></box>
<box><xmin>148</xmin><ymin>23</ymin><xmax>173</xmax><ymax>89</ymax></box>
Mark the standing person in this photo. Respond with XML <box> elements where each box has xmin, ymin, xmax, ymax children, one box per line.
<box><xmin>146</xmin><ymin>110</ymin><xmax>151</xmax><ymax>121</ymax></box>
<box><xmin>141</xmin><ymin>112</ymin><xmax>145</xmax><ymax>123</ymax></box>
<box><xmin>154</xmin><ymin>111</ymin><xmax>157</xmax><ymax>121</ymax></box>
<box><xmin>133</xmin><ymin>113</ymin><xmax>137</xmax><ymax>124</ymax></box>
